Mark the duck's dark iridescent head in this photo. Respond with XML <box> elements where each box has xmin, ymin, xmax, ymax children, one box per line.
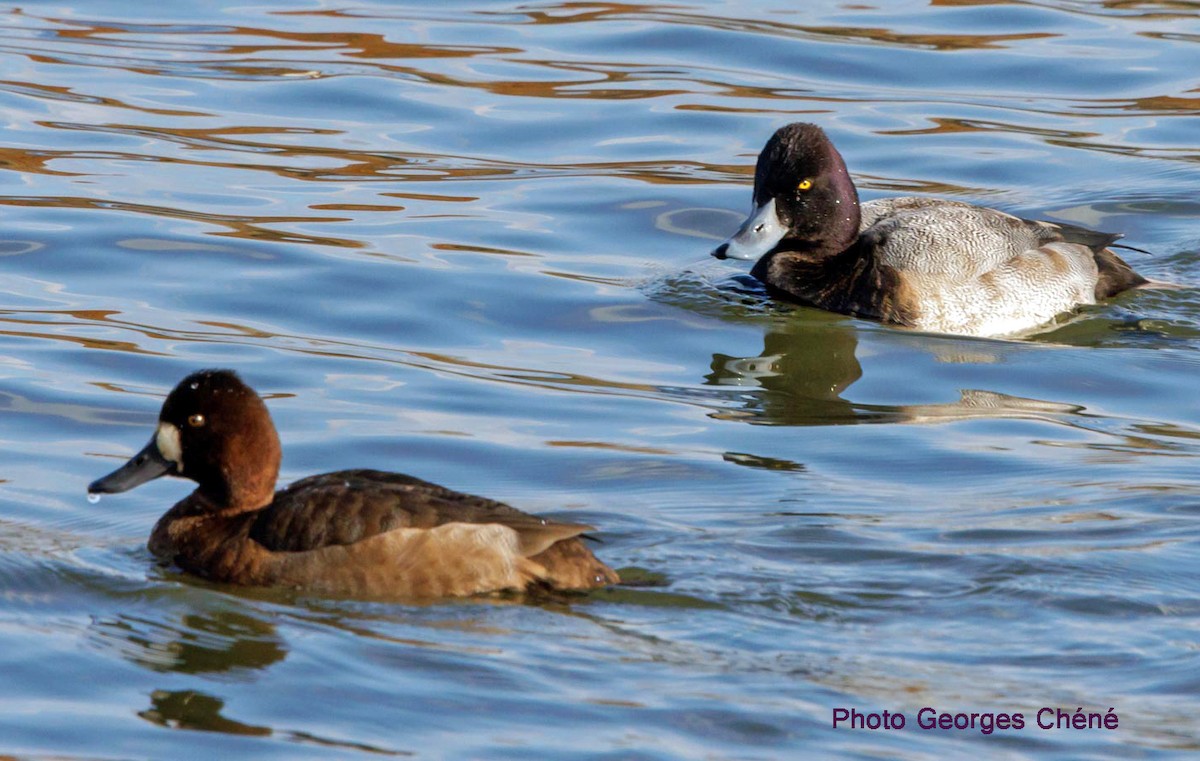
<box><xmin>713</xmin><ymin>123</ymin><xmax>862</xmax><ymax>263</ymax></box>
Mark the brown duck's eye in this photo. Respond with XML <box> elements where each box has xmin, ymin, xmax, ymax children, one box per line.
<box><xmin>187</xmin><ymin>414</ymin><xmax>206</xmax><ymax>428</ymax></box>
<box><xmin>797</xmin><ymin>178</ymin><xmax>813</xmax><ymax>192</ymax></box>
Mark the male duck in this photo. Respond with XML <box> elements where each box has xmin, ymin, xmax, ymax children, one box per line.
<box><xmin>88</xmin><ymin>369</ymin><xmax>619</xmax><ymax>599</ymax></box>
<box><xmin>712</xmin><ymin>123</ymin><xmax>1148</xmax><ymax>337</ymax></box>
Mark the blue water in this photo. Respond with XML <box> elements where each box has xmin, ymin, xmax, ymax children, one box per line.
<box><xmin>1</xmin><ymin>1</ymin><xmax>1199</xmax><ymax>758</ymax></box>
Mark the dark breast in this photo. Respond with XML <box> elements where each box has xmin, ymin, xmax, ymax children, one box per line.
<box><xmin>756</xmin><ymin>241</ymin><xmax>919</xmax><ymax>326</ymax></box>
<box><xmin>248</xmin><ymin>469</ymin><xmax>554</xmax><ymax>553</ymax></box>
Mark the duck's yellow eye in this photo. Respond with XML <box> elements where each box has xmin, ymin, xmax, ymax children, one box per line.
<box><xmin>187</xmin><ymin>414</ymin><xmax>206</xmax><ymax>428</ymax></box>
<box><xmin>797</xmin><ymin>178</ymin><xmax>813</xmax><ymax>192</ymax></box>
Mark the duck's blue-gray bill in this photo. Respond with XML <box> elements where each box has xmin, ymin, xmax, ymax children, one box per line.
<box><xmin>88</xmin><ymin>437</ymin><xmax>173</xmax><ymax>495</ymax></box>
<box><xmin>711</xmin><ymin>198</ymin><xmax>786</xmax><ymax>261</ymax></box>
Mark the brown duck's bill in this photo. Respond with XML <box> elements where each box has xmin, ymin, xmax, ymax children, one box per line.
<box><xmin>88</xmin><ymin>437</ymin><xmax>174</xmax><ymax>495</ymax></box>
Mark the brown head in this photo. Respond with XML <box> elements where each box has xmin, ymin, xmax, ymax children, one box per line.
<box><xmin>712</xmin><ymin>123</ymin><xmax>862</xmax><ymax>264</ymax></box>
<box><xmin>89</xmin><ymin>369</ymin><xmax>282</xmax><ymax>511</ymax></box>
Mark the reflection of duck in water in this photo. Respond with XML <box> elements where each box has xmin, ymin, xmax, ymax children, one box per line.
<box><xmin>705</xmin><ymin>320</ymin><xmax>862</xmax><ymax>426</ymax></box>
<box><xmin>92</xmin><ymin>608</ymin><xmax>287</xmax><ymax>675</ymax></box>
<box><xmin>89</xmin><ymin>369</ymin><xmax>618</xmax><ymax>599</ymax></box>
<box><xmin>140</xmin><ymin>689</ymin><xmax>272</xmax><ymax>736</ymax></box>
<box><xmin>712</xmin><ymin>123</ymin><xmax>1150</xmax><ymax>337</ymax></box>
<box><xmin>705</xmin><ymin>321</ymin><xmax>1083</xmax><ymax>433</ymax></box>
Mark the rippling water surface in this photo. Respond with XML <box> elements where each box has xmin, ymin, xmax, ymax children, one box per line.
<box><xmin>2</xmin><ymin>1</ymin><xmax>1199</xmax><ymax>758</ymax></box>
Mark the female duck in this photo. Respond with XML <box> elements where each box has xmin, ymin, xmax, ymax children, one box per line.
<box><xmin>712</xmin><ymin>123</ymin><xmax>1148</xmax><ymax>337</ymax></box>
<box><xmin>88</xmin><ymin>369</ymin><xmax>619</xmax><ymax>599</ymax></box>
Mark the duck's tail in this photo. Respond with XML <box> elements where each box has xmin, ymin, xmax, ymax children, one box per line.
<box><xmin>1093</xmin><ymin>247</ymin><xmax>1149</xmax><ymax>300</ymax></box>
